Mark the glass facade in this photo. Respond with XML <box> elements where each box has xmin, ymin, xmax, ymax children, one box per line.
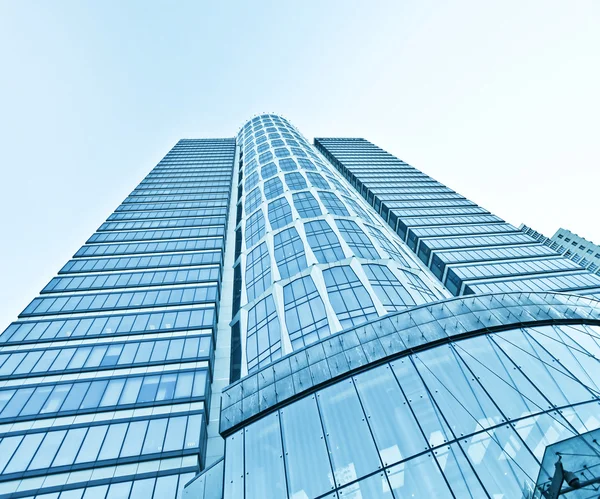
<box><xmin>0</xmin><ymin>139</ymin><xmax>235</xmax><ymax>498</ymax></box>
<box><xmin>315</xmin><ymin>137</ymin><xmax>600</xmax><ymax>298</ymax></box>
<box><xmin>231</xmin><ymin>115</ymin><xmax>448</xmax><ymax>380</ymax></box>
<box><xmin>3</xmin><ymin>114</ymin><xmax>600</xmax><ymax>499</ymax></box>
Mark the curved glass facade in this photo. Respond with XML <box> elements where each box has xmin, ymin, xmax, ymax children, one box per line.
<box><xmin>235</xmin><ymin>115</ymin><xmax>448</xmax><ymax>376</ymax></box>
<box><xmin>222</xmin><ymin>322</ymin><xmax>600</xmax><ymax>498</ymax></box>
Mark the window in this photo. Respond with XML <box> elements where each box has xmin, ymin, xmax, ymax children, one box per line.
<box><xmin>297</xmin><ymin>158</ymin><xmax>317</xmax><ymax>171</ymax></box>
<box><xmin>363</xmin><ymin>264</ymin><xmax>417</xmax><ymax>311</ymax></box>
<box><xmin>261</xmin><ymin>162</ymin><xmax>277</xmax><ymax>180</ymax></box>
<box><xmin>245</xmin><ymin>210</ymin><xmax>265</xmax><ymax>247</ymax></box>
<box><xmin>402</xmin><ymin>270</ymin><xmax>439</xmax><ymax>301</ymax></box>
<box><xmin>246</xmin><ymin>295</ymin><xmax>281</xmax><ymax>372</ymax></box>
<box><xmin>557</xmin><ymin>234</ymin><xmax>563</xmax><ymax>239</ymax></box>
<box><xmin>245</xmin><ymin>159</ymin><xmax>258</xmax><ymax>175</ymax></box>
<box><xmin>245</xmin><ymin>243</ymin><xmax>271</xmax><ymax>302</ymax></box>
<box><xmin>342</xmin><ymin>196</ymin><xmax>377</xmax><ymax>223</ymax></box>
<box><xmin>283</xmin><ymin>276</ymin><xmax>330</xmax><ymax>348</ymax></box>
<box><xmin>274</xmin><ymin>228</ymin><xmax>307</xmax><ymax>279</ymax></box>
<box><xmin>292</xmin><ymin>192</ymin><xmax>322</xmax><ymax>218</ymax></box>
<box><xmin>245</xmin><ymin>188</ymin><xmax>262</xmax><ymax>214</ymax></box>
<box><xmin>275</xmin><ymin>148</ymin><xmax>290</xmax><ymax>158</ymax></box>
<box><xmin>318</xmin><ymin>191</ymin><xmax>349</xmax><ymax>216</ymax></box>
<box><xmin>264</xmin><ymin>178</ymin><xmax>284</xmax><ymax>200</ymax></box>
<box><xmin>259</xmin><ymin>151</ymin><xmax>273</xmax><ymax>164</ymax></box>
<box><xmin>306</xmin><ymin>172</ymin><xmax>329</xmax><ymax>189</ymax></box>
<box><xmin>335</xmin><ymin>220</ymin><xmax>380</xmax><ymax>259</ymax></box>
<box><xmin>323</xmin><ymin>266</ymin><xmax>378</xmax><ymax>328</ymax></box>
<box><xmin>365</xmin><ymin>225</ymin><xmax>409</xmax><ymax>266</ymax></box>
<box><xmin>244</xmin><ymin>172</ymin><xmax>259</xmax><ymax>191</ymax></box>
<box><xmin>279</xmin><ymin>158</ymin><xmax>297</xmax><ymax>172</ymax></box>
<box><xmin>268</xmin><ymin>197</ymin><xmax>293</xmax><ymax>230</ymax></box>
<box><xmin>304</xmin><ymin>220</ymin><xmax>345</xmax><ymax>263</ymax></box>
<box><xmin>284</xmin><ymin>172</ymin><xmax>307</xmax><ymax>191</ymax></box>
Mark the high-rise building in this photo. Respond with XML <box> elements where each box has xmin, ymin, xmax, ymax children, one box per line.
<box><xmin>521</xmin><ymin>224</ymin><xmax>600</xmax><ymax>276</ymax></box>
<box><xmin>1</xmin><ymin>115</ymin><xmax>600</xmax><ymax>499</ymax></box>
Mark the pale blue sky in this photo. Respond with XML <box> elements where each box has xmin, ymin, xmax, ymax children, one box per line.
<box><xmin>1</xmin><ymin>1</ymin><xmax>599</xmax><ymax>331</ymax></box>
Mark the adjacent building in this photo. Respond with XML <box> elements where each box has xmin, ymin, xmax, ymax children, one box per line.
<box><xmin>521</xmin><ymin>225</ymin><xmax>600</xmax><ymax>276</ymax></box>
<box><xmin>1</xmin><ymin>115</ymin><xmax>600</xmax><ymax>499</ymax></box>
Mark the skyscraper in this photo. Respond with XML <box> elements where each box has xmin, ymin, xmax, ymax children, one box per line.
<box><xmin>1</xmin><ymin>115</ymin><xmax>600</xmax><ymax>499</ymax></box>
<box><xmin>521</xmin><ymin>224</ymin><xmax>600</xmax><ymax>276</ymax></box>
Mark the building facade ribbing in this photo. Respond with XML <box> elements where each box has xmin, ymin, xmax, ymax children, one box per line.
<box><xmin>315</xmin><ymin>138</ymin><xmax>600</xmax><ymax>298</ymax></box>
<box><xmin>1</xmin><ymin>116</ymin><xmax>600</xmax><ymax>499</ymax></box>
<box><xmin>0</xmin><ymin>139</ymin><xmax>236</xmax><ymax>498</ymax></box>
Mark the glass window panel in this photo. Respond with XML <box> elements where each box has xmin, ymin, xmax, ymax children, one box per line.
<box><xmin>166</xmin><ymin>339</ymin><xmax>184</xmax><ymax>360</ymax></box>
<box><xmin>387</xmin><ymin>452</ymin><xmax>453</xmax><ymax>498</ymax></box>
<box><xmin>130</xmin><ymin>478</ymin><xmax>156</xmax><ymax>498</ymax></box>
<box><xmin>152</xmin><ymin>475</ymin><xmax>179</xmax><ymax>499</ymax></box>
<box><xmin>51</xmin><ymin>348</ymin><xmax>76</xmax><ymax>370</ymax></box>
<box><xmin>163</xmin><ymin>416</ymin><xmax>187</xmax><ymax>452</ymax></box>
<box><xmin>280</xmin><ymin>395</ymin><xmax>334</xmax><ymax>498</ymax></box>
<box><xmin>2</xmin><ymin>387</ymin><xmax>34</xmax><ymax>418</ymax></box>
<box><xmin>434</xmin><ymin>444</ymin><xmax>487</xmax><ymax>498</ymax></box>
<box><xmin>318</xmin><ymin>380</ymin><xmax>381</xmax><ymax>486</ymax></box>
<box><xmin>354</xmin><ymin>365</ymin><xmax>427</xmax><ymax>466</ymax></box>
<box><xmin>75</xmin><ymin>425</ymin><xmax>108</xmax><ymax>464</ymax></box>
<box><xmin>134</xmin><ymin>342</ymin><xmax>153</xmax><ymax>363</ymax></box>
<box><xmin>28</xmin><ymin>430</ymin><xmax>65</xmax><ymax>470</ymax></box>
<box><xmin>98</xmin><ymin>423</ymin><xmax>128</xmax><ymax>460</ymax></box>
<box><xmin>526</xmin><ymin>326</ymin><xmax>600</xmax><ymax>393</ymax></box>
<box><xmin>413</xmin><ymin>346</ymin><xmax>502</xmax><ymax>437</ymax></box>
<box><xmin>513</xmin><ymin>412</ymin><xmax>576</xmax><ymax>461</ymax></box>
<box><xmin>61</xmin><ymin>490</ymin><xmax>84</xmax><ymax>499</ymax></box>
<box><xmin>150</xmin><ymin>341</ymin><xmax>169</xmax><ymax>362</ymax></box>
<box><xmin>4</xmin><ymin>433</ymin><xmax>44</xmax><ymax>473</ymax></box>
<box><xmin>52</xmin><ymin>427</ymin><xmax>87</xmax><ymax>467</ymax></box>
<box><xmin>82</xmin><ymin>485</ymin><xmax>108</xmax><ymax>499</ymax></box>
<box><xmin>21</xmin><ymin>386</ymin><xmax>53</xmax><ymax>416</ymax></box>
<box><xmin>192</xmin><ymin>371</ymin><xmax>207</xmax><ymax>397</ymax></box>
<box><xmin>100</xmin><ymin>379</ymin><xmax>126</xmax><ymax>407</ymax></box>
<box><xmin>120</xmin><ymin>420</ymin><xmax>149</xmax><ymax>457</ymax></box>
<box><xmin>84</xmin><ymin>346</ymin><xmax>108</xmax><ymax>367</ymax></box>
<box><xmin>184</xmin><ymin>414</ymin><xmax>203</xmax><ymax>449</ymax></box>
<box><xmin>0</xmin><ymin>389</ymin><xmax>14</xmax><ymax>415</ymax></box>
<box><xmin>493</xmin><ymin>331</ymin><xmax>594</xmax><ymax>407</ymax></box>
<box><xmin>80</xmin><ymin>380</ymin><xmax>108</xmax><ymax>409</ymax></box>
<box><xmin>338</xmin><ymin>472</ymin><xmax>393</xmax><ymax>499</ymax></box>
<box><xmin>142</xmin><ymin>418</ymin><xmax>168</xmax><ymax>454</ymax></box>
<box><xmin>119</xmin><ymin>378</ymin><xmax>143</xmax><ymax>404</ymax></box>
<box><xmin>0</xmin><ymin>435</ymin><xmax>23</xmax><ymax>473</ymax></box>
<box><xmin>459</xmin><ymin>424</ymin><xmax>538</xmax><ymax>497</ymax></box>
<box><xmin>455</xmin><ymin>336</ymin><xmax>550</xmax><ymax>419</ymax></box>
<box><xmin>175</xmin><ymin>372</ymin><xmax>193</xmax><ymax>399</ymax></box>
<box><xmin>106</xmin><ymin>482</ymin><xmax>132</xmax><ymax>499</ymax></box>
<box><xmin>138</xmin><ymin>376</ymin><xmax>160</xmax><ymax>403</ymax></box>
<box><xmin>390</xmin><ymin>358</ymin><xmax>453</xmax><ymax>447</ymax></box>
<box><xmin>244</xmin><ymin>412</ymin><xmax>286</xmax><ymax>499</ymax></box>
<box><xmin>119</xmin><ymin>343</ymin><xmax>139</xmax><ymax>364</ymax></box>
<box><xmin>224</xmin><ymin>431</ymin><xmax>244</xmax><ymax>499</ymax></box>
<box><xmin>157</xmin><ymin>374</ymin><xmax>177</xmax><ymax>401</ymax></box>
<box><xmin>39</xmin><ymin>383</ymin><xmax>69</xmax><ymax>414</ymax></box>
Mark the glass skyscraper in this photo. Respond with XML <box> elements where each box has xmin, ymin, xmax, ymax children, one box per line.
<box><xmin>1</xmin><ymin>115</ymin><xmax>599</xmax><ymax>499</ymax></box>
